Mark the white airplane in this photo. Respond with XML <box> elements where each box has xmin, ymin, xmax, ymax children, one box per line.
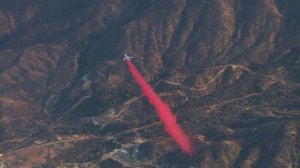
<box><xmin>123</xmin><ymin>53</ymin><xmax>133</xmax><ymax>61</ymax></box>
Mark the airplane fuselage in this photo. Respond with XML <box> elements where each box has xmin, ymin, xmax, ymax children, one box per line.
<box><xmin>123</xmin><ymin>53</ymin><xmax>133</xmax><ymax>61</ymax></box>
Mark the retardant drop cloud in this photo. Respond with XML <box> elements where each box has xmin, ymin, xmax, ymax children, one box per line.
<box><xmin>126</xmin><ymin>60</ymin><xmax>194</xmax><ymax>155</ymax></box>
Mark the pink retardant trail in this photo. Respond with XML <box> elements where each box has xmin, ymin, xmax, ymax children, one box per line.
<box><xmin>126</xmin><ymin>60</ymin><xmax>194</xmax><ymax>155</ymax></box>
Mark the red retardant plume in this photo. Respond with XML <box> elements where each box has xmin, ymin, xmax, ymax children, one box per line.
<box><xmin>126</xmin><ymin>60</ymin><xmax>194</xmax><ymax>155</ymax></box>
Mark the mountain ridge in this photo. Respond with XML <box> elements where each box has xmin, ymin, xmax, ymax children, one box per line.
<box><xmin>0</xmin><ymin>0</ymin><xmax>299</xmax><ymax>167</ymax></box>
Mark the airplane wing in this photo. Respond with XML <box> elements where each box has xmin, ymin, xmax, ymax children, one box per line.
<box><xmin>123</xmin><ymin>53</ymin><xmax>133</xmax><ymax>61</ymax></box>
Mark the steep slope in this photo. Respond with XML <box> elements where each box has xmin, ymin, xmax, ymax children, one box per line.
<box><xmin>0</xmin><ymin>0</ymin><xmax>299</xmax><ymax>167</ymax></box>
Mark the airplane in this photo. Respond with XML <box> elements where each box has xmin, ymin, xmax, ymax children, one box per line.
<box><xmin>123</xmin><ymin>53</ymin><xmax>133</xmax><ymax>61</ymax></box>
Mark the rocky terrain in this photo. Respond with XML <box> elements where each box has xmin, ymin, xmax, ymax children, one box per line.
<box><xmin>0</xmin><ymin>0</ymin><xmax>299</xmax><ymax>167</ymax></box>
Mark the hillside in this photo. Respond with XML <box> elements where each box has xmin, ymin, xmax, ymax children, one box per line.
<box><xmin>0</xmin><ymin>0</ymin><xmax>299</xmax><ymax>167</ymax></box>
